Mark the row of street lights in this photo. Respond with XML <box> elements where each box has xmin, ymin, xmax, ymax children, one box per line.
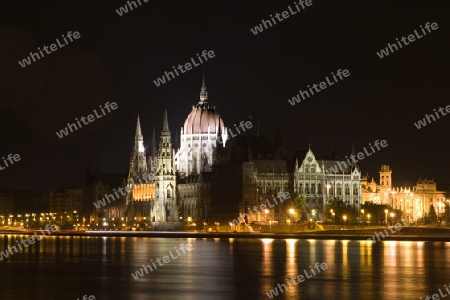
<box><xmin>330</xmin><ymin>209</ymin><xmax>347</xmax><ymax>225</ymax></box>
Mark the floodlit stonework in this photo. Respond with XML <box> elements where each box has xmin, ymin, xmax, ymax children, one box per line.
<box><xmin>362</xmin><ymin>164</ymin><xmax>446</xmax><ymax>222</ymax></box>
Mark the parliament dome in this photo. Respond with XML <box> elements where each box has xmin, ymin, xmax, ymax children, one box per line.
<box><xmin>182</xmin><ymin>78</ymin><xmax>225</xmax><ymax>135</ymax></box>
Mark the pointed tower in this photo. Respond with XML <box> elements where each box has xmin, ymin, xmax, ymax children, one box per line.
<box><xmin>125</xmin><ymin>116</ymin><xmax>154</xmax><ymax>220</ymax></box>
<box><xmin>128</xmin><ymin>116</ymin><xmax>148</xmax><ymax>178</ymax></box>
<box><xmin>152</xmin><ymin>110</ymin><xmax>178</xmax><ymax>224</ymax></box>
<box><xmin>200</xmin><ymin>70</ymin><xmax>208</xmax><ymax>103</ymax></box>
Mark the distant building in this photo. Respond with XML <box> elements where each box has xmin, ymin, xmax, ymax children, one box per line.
<box><xmin>293</xmin><ymin>148</ymin><xmax>362</xmax><ymax>221</ymax></box>
<box><xmin>49</xmin><ymin>188</ymin><xmax>83</xmax><ymax>216</ymax></box>
<box><xmin>83</xmin><ymin>170</ymin><xmax>126</xmax><ymax>225</ymax></box>
<box><xmin>361</xmin><ymin>164</ymin><xmax>446</xmax><ymax>222</ymax></box>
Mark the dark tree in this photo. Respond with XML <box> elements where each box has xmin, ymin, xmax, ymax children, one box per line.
<box><xmin>428</xmin><ymin>204</ymin><xmax>438</xmax><ymax>223</ymax></box>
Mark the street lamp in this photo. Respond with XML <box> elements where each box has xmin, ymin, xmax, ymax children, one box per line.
<box><xmin>367</xmin><ymin>214</ymin><xmax>371</xmax><ymax>224</ymax></box>
<box><xmin>384</xmin><ymin>209</ymin><xmax>388</xmax><ymax>225</ymax></box>
<box><xmin>390</xmin><ymin>212</ymin><xmax>395</xmax><ymax>225</ymax></box>
<box><xmin>343</xmin><ymin>215</ymin><xmax>347</xmax><ymax>226</ymax></box>
<box><xmin>289</xmin><ymin>208</ymin><xmax>295</xmax><ymax>223</ymax></box>
<box><xmin>287</xmin><ymin>219</ymin><xmax>291</xmax><ymax>233</ymax></box>
<box><xmin>361</xmin><ymin>209</ymin><xmax>365</xmax><ymax>227</ymax></box>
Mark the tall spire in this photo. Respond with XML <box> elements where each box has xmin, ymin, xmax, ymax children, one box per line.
<box><xmin>134</xmin><ymin>115</ymin><xmax>145</xmax><ymax>153</ymax></box>
<box><xmin>162</xmin><ymin>110</ymin><xmax>169</xmax><ymax>132</ymax></box>
<box><xmin>199</xmin><ymin>69</ymin><xmax>208</xmax><ymax>103</ymax></box>
<box><xmin>136</xmin><ymin>115</ymin><xmax>142</xmax><ymax>137</ymax></box>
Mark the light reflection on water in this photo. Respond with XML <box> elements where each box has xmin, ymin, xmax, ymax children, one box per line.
<box><xmin>0</xmin><ymin>235</ymin><xmax>447</xmax><ymax>299</ymax></box>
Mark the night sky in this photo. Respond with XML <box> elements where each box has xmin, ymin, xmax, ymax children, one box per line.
<box><xmin>1</xmin><ymin>1</ymin><xmax>449</xmax><ymax>192</ymax></box>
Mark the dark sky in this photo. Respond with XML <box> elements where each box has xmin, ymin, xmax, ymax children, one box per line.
<box><xmin>0</xmin><ymin>1</ymin><xmax>449</xmax><ymax>193</ymax></box>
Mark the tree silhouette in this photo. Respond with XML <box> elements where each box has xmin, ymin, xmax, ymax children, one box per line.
<box><xmin>291</xmin><ymin>192</ymin><xmax>306</xmax><ymax>222</ymax></box>
<box><xmin>428</xmin><ymin>204</ymin><xmax>438</xmax><ymax>223</ymax></box>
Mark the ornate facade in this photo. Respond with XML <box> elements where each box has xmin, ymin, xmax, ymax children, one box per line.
<box><xmin>293</xmin><ymin>148</ymin><xmax>362</xmax><ymax>221</ymax></box>
<box><xmin>361</xmin><ymin>164</ymin><xmax>446</xmax><ymax>222</ymax></box>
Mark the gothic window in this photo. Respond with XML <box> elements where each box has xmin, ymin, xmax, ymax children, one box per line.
<box><xmin>257</xmin><ymin>184</ymin><xmax>262</xmax><ymax>194</ymax></box>
<box><xmin>202</xmin><ymin>143</ymin><xmax>206</xmax><ymax>147</ymax></box>
<box><xmin>167</xmin><ymin>189</ymin><xmax>171</xmax><ymax>198</ymax></box>
<box><xmin>305</xmin><ymin>164</ymin><xmax>310</xmax><ymax>173</ymax></box>
<box><xmin>275</xmin><ymin>183</ymin><xmax>280</xmax><ymax>193</ymax></box>
<box><xmin>329</xmin><ymin>184</ymin><xmax>334</xmax><ymax>195</ymax></box>
<box><xmin>337</xmin><ymin>183</ymin><xmax>342</xmax><ymax>195</ymax></box>
<box><xmin>318</xmin><ymin>183</ymin><xmax>322</xmax><ymax>194</ymax></box>
<box><xmin>267</xmin><ymin>184</ymin><xmax>271</xmax><ymax>193</ymax></box>
<box><xmin>345</xmin><ymin>184</ymin><xmax>350</xmax><ymax>195</ymax></box>
<box><xmin>299</xmin><ymin>183</ymin><xmax>303</xmax><ymax>194</ymax></box>
<box><xmin>305</xmin><ymin>184</ymin><xmax>310</xmax><ymax>194</ymax></box>
<box><xmin>311</xmin><ymin>164</ymin><xmax>316</xmax><ymax>173</ymax></box>
<box><xmin>311</xmin><ymin>183</ymin><xmax>316</xmax><ymax>194</ymax></box>
<box><xmin>353</xmin><ymin>184</ymin><xmax>358</xmax><ymax>195</ymax></box>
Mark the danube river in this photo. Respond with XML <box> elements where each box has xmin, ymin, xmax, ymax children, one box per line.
<box><xmin>0</xmin><ymin>235</ymin><xmax>448</xmax><ymax>299</ymax></box>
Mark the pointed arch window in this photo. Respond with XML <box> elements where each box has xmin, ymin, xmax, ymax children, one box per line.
<box><xmin>353</xmin><ymin>184</ymin><xmax>358</xmax><ymax>195</ymax></box>
<box><xmin>337</xmin><ymin>183</ymin><xmax>342</xmax><ymax>195</ymax></box>
<box><xmin>167</xmin><ymin>189</ymin><xmax>171</xmax><ymax>198</ymax></box>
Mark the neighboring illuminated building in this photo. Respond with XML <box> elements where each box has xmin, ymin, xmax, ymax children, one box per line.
<box><xmin>361</xmin><ymin>164</ymin><xmax>446</xmax><ymax>222</ymax></box>
<box><xmin>293</xmin><ymin>148</ymin><xmax>362</xmax><ymax>221</ymax></box>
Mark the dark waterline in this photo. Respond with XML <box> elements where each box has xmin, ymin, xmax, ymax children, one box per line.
<box><xmin>0</xmin><ymin>235</ymin><xmax>448</xmax><ymax>299</ymax></box>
